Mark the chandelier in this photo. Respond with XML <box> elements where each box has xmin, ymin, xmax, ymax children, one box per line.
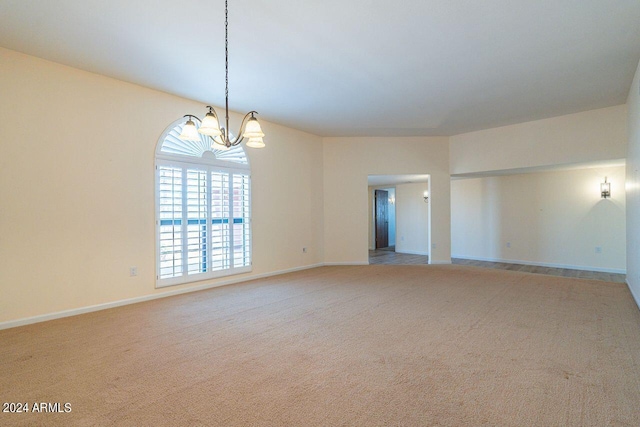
<box><xmin>179</xmin><ymin>0</ymin><xmax>265</xmax><ymax>149</ymax></box>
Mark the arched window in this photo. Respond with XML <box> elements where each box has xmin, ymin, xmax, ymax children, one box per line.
<box><xmin>155</xmin><ymin>118</ymin><xmax>251</xmax><ymax>288</ymax></box>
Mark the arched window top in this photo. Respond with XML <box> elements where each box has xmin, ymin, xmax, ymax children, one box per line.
<box><xmin>156</xmin><ymin>118</ymin><xmax>248</xmax><ymax>166</ymax></box>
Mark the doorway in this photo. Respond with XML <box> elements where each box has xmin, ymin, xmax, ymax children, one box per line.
<box><xmin>368</xmin><ymin>175</ymin><xmax>430</xmax><ymax>265</ymax></box>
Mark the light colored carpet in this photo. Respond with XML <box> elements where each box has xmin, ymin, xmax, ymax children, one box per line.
<box><xmin>1</xmin><ymin>265</ymin><xmax>640</xmax><ymax>426</ymax></box>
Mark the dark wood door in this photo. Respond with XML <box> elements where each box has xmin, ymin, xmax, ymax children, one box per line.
<box><xmin>375</xmin><ymin>190</ymin><xmax>389</xmax><ymax>249</ymax></box>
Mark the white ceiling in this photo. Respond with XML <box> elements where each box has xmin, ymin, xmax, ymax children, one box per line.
<box><xmin>1</xmin><ymin>0</ymin><xmax>639</xmax><ymax>137</ymax></box>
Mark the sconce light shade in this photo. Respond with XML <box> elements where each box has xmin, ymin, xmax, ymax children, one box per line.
<box><xmin>601</xmin><ymin>177</ymin><xmax>611</xmax><ymax>199</ymax></box>
<box><xmin>423</xmin><ymin>191</ymin><xmax>429</xmax><ymax>203</ymax></box>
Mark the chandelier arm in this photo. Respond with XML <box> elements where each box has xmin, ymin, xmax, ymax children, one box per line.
<box><xmin>229</xmin><ymin>136</ymin><xmax>244</xmax><ymax>146</ymax></box>
<box><xmin>205</xmin><ymin>106</ymin><xmax>220</xmax><ymax>121</ymax></box>
<box><xmin>183</xmin><ymin>114</ymin><xmax>202</xmax><ymax>122</ymax></box>
<box><xmin>228</xmin><ymin>111</ymin><xmax>260</xmax><ymax>146</ymax></box>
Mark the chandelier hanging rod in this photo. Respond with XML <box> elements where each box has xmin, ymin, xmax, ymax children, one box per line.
<box><xmin>179</xmin><ymin>0</ymin><xmax>265</xmax><ymax>149</ymax></box>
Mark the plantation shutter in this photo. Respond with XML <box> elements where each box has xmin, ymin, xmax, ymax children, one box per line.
<box><xmin>156</xmin><ymin>161</ymin><xmax>251</xmax><ymax>287</ymax></box>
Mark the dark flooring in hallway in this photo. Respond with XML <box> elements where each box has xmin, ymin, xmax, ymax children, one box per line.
<box><xmin>368</xmin><ymin>248</ymin><xmax>626</xmax><ymax>283</ymax></box>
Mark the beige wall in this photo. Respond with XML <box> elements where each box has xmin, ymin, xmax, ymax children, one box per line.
<box><xmin>451</xmin><ymin>166</ymin><xmax>626</xmax><ymax>272</ymax></box>
<box><xmin>450</xmin><ymin>105</ymin><xmax>628</xmax><ymax>175</ymax></box>
<box><xmin>0</xmin><ymin>48</ymin><xmax>324</xmax><ymax>324</ymax></box>
<box><xmin>324</xmin><ymin>137</ymin><xmax>450</xmax><ymax>264</ymax></box>
<box><xmin>627</xmin><ymin>59</ymin><xmax>640</xmax><ymax>306</ymax></box>
<box><xmin>395</xmin><ymin>183</ymin><xmax>430</xmax><ymax>255</ymax></box>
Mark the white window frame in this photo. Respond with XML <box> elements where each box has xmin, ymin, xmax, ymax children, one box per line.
<box><xmin>155</xmin><ymin>120</ymin><xmax>252</xmax><ymax>288</ymax></box>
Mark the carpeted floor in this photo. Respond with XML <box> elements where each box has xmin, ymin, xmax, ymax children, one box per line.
<box><xmin>1</xmin><ymin>265</ymin><xmax>640</xmax><ymax>426</ymax></box>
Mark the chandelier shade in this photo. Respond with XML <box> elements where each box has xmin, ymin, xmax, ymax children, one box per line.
<box><xmin>178</xmin><ymin>118</ymin><xmax>200</xmax><ymax>141</ymax></box>
<box><xmin>199</xmin><ymin>110</ymin><xmax>222</xmax><ymax>137</ymax></box>
<box><xmin>242</xmin><ymin>116</ymin><xmax>265</xmax><ymax>138</ymax></box>
<box><xmin>245</xmin><ymin>137</ymin><xmax>265</xmax><ymax>148</ymax></box>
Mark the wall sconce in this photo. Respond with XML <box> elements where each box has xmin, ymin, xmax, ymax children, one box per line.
<box><xmin>601</xmin><ymin>177</ymin><xmax>611</xmax><ymax>199</ymax></box>
<box><xmin>423</xmin><ymin>191</ymin><xmax>429</xmax><ymax>203</ymax></box>
<box><xmin>388</xmin><ymin>196</ymin><xmax>395</xmax><ymax>205</ymax></box>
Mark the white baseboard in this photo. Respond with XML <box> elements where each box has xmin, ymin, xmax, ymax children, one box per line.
<box><xmin>0</xmin><ymin>263</ymin><xmax>325</xmax><ymax>331</ymax></box>
<box><xmin>451</xmin><ymin>255</ymin><xmax>626</xmax><ymax>275</ymax></box>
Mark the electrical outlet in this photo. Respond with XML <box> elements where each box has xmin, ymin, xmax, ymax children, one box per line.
<box><xmin>302</xmin><ymin>247</ymin><xmax>307</xmax><ymax>253</ymax></box>
<box><xmin>595</xmin><ymin>247</ymin><xmax>602</xmax><ymax>254</ymax></box>
<box><xmin>129</xmin><ymin>267</ymin><xmax>138</xmax><ymax>277</ymax></box>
